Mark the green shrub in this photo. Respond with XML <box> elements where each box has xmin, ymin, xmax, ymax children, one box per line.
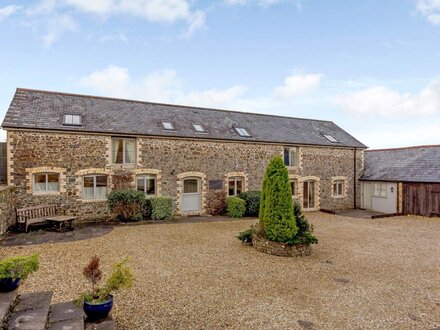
<box><xmin>150</xmin><ymin>197</ymin><xmax>173</xmax><ymax>220</ymax></box>
<box><xmin>236</xmin><ymin>228</ymin><xmax>255</xmax><ymax>243</ymax></box>
<box><xmin>206</xmin><ymin>190</ymin><xmax>227</xmax><ymax>215</ymax></box>
<box><xmin>259</xmin><ymin>156</ymin><xmax>298</xmax><ymax>243</ymax></box>
<box><xmin>289</xmin><ymin>201</ymin><xmax>318</xmax><ymax>245</ymax></box>
<box><xmin>238</xmin><ymin>191</ymin><xmax>260</xmax><ymax>217</ymax></box>
<box><xmin>0</xmin><ymin>254</ymin><xmax>39</xmax><ymax>280</ymax></box>
<box><xmin>141</xmin><ymin>198</ymin><xmax>152</xmax><ymax>220</ymax></box>
<box><xmin>107</xmin><ymin>190</ymin><xmax>145</xmax><ymax>222</ymax></box>
<box><xmin>226</xmin><ymin>197</ymin><xmax>246</xmax><ymax>218</ymax></box>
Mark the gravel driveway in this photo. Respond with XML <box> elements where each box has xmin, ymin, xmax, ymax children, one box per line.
<box><xmin>0</xmin><ymin>213</ymin><xmax>439</xmax><ymax>329</ymax></box>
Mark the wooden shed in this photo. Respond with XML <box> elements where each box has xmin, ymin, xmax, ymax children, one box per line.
<box><xmin>360</xmin><ymin>145</ymin><xmax>440</xmax><ymax>217</ymax></box>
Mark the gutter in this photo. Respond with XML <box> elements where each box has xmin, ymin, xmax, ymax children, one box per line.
<box><xmin>354</xmin><ymin>148</ymin><xmax>357</xmax><ymax>209</ymax></box>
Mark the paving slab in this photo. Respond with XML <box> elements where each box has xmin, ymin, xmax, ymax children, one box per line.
<box><xmin>13</xmin><ymin>291</ymin><xmax>52</xmax><ymax>312</ymax></box>
<box><xmin>0</xmin><ymin>289</ymin><xmax>17</xmax><ymax>324</ymax></box>
<box><xmin>48</xmin><ymin>318</ymin><xmax>84</xmax><ymax>330</ymax></box>
<box><xmin>49</xmin><ymin>301</ymin><xmax>84</xmax><ymax>323</ymax></box>
<box><xmin>7</xmin><ymin>308</ymin><xmax>48</xmax><ymax>330</ymax></box>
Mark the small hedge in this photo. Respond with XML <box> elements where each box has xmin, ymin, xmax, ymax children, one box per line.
<box><xmin>206</xmin><ymin>190</ymin><xmax>227</xmax><ymax>215</ymax></box>
<box><xmin>107</xmin><ymin>190</ymin><xmax>145</xmax><ymax>222</ymax></box>
<box><xmin>0</xmin><ymin>254</ymin><xmax>39</xmax><ymax>280</ymax></box>
<box><xmin>150</xmin><ymin>197</ymin><xmax>173</xmax><ymax>220</ymax></box>
<box><xmin>238</xmin><ymin>191</ymin><xmax>260</xmax><ymax>217</ymax></box>
<box><xmin>226</xmin><ymin>197</ymin><xmax>246</xmax><ymax>218</ymax></box>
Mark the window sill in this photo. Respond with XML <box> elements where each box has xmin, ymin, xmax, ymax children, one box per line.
<box><xmin>80</xmin><ymin>199</ymin><xmax>108</xmax><ymax>203</ymax></box>
<box><xmin>32</xmin><ymin>191</ymin><xmax>61</xmax><ymax>196</ymax></box>
<box><xmin>286</xmin><ymin>166</ymin><xmax>300</xmax><ymax>170</ymax></box>
<box><xmin>332</xmin><ymin>195</ymin><xmax>346</xmax><ymax>199</ymax></box>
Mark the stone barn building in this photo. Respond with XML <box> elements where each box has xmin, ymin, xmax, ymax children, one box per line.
<box><xmin>2</xmin><ymin>88</ymin><xmax>366</xmax><ymax>220</ymax></box>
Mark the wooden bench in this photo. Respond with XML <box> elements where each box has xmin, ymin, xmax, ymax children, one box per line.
<box><xmin>16</xmin><ymin>205</ymin><xmax>58</xmax><ymax>233</ymax></box>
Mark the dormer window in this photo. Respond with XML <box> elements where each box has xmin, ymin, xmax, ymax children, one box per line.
<box><xmin>323</xmin><ymin>134</ymin><xmax>338</xmax><ymax>143</ymax></box>
<box><xmin>234</xmin><ymin>127</ymin><xmax>251</xmax><ymax>137</ymax></box>
<box><xmin>192</xmin><ymin>124</ymin><xmax>205</xmax><ymax>132</ymax></box>
<box><xmin>63</xmin><ymin>114</ymin><xmax>82</xmax><ymax>126</ymax></box>
<box><xmin>162</xmin><ymin>122</ymin><xmax>174</xmax><ymax>130</ymax></box>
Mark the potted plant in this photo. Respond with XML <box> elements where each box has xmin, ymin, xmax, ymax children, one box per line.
<box><xmin>0</xmin><ymin>254</ymin><xmax>39</xmax><ymax>292</ymax></box>
<box><xmin>77</xmin><ymin>256</ymin><xmax>134</xmax><ymax>320</ymax></box>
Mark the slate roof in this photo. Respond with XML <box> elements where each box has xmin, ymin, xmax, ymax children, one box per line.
<box><xmin>361</xmin><ymin>145</ymin><xmax>440</xmax><ymax>183</ymax></box>
<box><xmin>2</xmin><ymin>88</ymin><xmax>366</xmax><ymax>148</ymax></box>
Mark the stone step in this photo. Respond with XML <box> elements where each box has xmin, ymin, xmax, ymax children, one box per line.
<box><xmin>7</xmin><ymin>291</ymin><xmax>52</xmax><ymax>330</ymax></box>
<box><xmin>0</xmin><ymin>289</ymin><xmax>18</xmax><ymax>326</ymax></box>
<box><xmin>48</xmin><ymin>301</ymin><xmax>84</xmax><ymax>330</ymax></box>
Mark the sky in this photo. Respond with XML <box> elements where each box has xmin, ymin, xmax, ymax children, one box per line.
<box><xmin>0</xmin><ymin>0</ymin><xmax>440</xmax><ymax>148</ymax></box>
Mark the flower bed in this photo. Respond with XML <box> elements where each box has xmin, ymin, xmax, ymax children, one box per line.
<box><xmin>252</xmin><ymin>234</ymin><xmax>311</xmax><ymax>257</ymax></box>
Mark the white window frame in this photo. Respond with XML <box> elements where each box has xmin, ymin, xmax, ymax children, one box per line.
<box><xmin>333</xmin><ymin>180</ymin><xmax>344</xmax><ymax>197</ymax></box>
<box><xmin>162</xmin><ymin>122</ymin><xmax>174</xmax><ymax>130</ymax></box>
<box><xmin>323</xmin><ymin>134</ymin><xmax>338</xmax><ymax>143</ymax></box>
<box><xmin>284</xmin><ymin>147</ymin><xmax>299</xmax><ymax>167</ymax></box>
<box><xmin>63</xmin><ymin>114</ymin><xmax>82</xmax><ymax>126</ymax></box>
<box><xmin>373</xmin><ymin>182</ymin><xmax>387</xmax><ymax>198</ymax></box>
<box><xmin>33</xmin><ymin>173</ymin><xmax>60</xmax><ymax>193</ymax></box>
<box><xmin>112</xmin><ymin>137</ymin><xmax>136</xmax><ymax>165</ymax></box>
<box><xmin>192</xmin><ymin>124</ymin><xmax>205</xmax><ymax>132</ymax></box>
<box><xmin>136</xmin><ymin>175</ymin><xmax>157</xmax><ymax>197</ymax></box>
<box><xmin>82</xmin><ymin>175</ymin><xmax>108</xmax><ymax>200</ymax></box>
<box><xmin>228</xmin><ymin>177</ymin><xmax>244</xmax><ymax>196</ymax></box>
<box><xmin>234</xmin><ymin>127</ymin><xmax>251</xmax><ymax>137</ymax></box>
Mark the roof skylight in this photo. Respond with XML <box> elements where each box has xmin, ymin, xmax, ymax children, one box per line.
<box><xmin>162</xmin><ymin>122</ymin><xmax>174</xmax><ymax>130</ymax></box>
<box><xmin>192</xmin><ymin>124</ymin><xmax>205</xmax><ymax>132</ymax></box>
<box><xmin>234</xmin><ymin>127</ymin><xmax>251</xmax><ymax>137</ymax></box>
<box><xmin>323</xmin><ymin>134</ymin><xmax>338</xmax><ymax>143</ymax></box>
<box><xmin>63</xmin><ymin>114</ymin><xmax>82</xmax><ymax>126</ymax></box>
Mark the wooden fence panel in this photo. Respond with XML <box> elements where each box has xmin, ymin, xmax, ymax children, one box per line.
<box><xmin>403</xmin><ymin>183</ymin><xmax>440</xmax><ymax>217</ymax></box>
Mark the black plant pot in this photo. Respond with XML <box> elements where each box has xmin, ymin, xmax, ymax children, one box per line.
<box><xmin>83</xmin><ymin>295</ymin><xmax>113</xmax><ymax>320</ymax></box>
<box><xmin>0</xmin><ymin>277</ymin><xmax>21</xmax><ymax>292</ymax></box>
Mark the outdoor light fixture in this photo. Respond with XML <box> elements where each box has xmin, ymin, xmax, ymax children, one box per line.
<box><xmin>390</xmin><ymin>187</ymin><xmax>394</xmax><ymax>193</ymax></box>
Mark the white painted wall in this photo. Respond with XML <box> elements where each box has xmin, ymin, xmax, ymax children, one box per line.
<box><xmin>362</xmin><ymin>182</ymin><xmax>397</xmax><ymax>214</ymax></box>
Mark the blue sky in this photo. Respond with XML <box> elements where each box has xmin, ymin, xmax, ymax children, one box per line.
<box><xmin>0</xmin><ymin>0</ymin><xmax>440</xmax><ymax>148</ymax></box>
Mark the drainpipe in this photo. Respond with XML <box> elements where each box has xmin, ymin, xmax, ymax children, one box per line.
<box><xmin>353</xmin><ymin>148</ymin><xmax>357</xmax><ymax>209</ymax></box>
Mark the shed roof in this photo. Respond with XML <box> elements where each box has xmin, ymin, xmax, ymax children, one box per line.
<box><xmin>2</xmin><ymin>88</ymin><xmax>366</xmax><ymax>148</ymax></box>
<box><xmin>361</xmin><ymin>145</ymin><xmax>440</xmax><ymax>183</ymax></box>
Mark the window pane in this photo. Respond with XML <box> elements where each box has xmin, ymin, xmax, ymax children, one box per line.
<box><xmin>333</xmin><ymin>183</ymin><xmax>337</xmax><ymax>195</ymax></box>
<box><xmin>84</xmin><ymin>176</ymin><xmax>94</xmax><ymax>188</ymax></box>
<box><xmin>124</xmin><ymin>139</ymin><xmax>135</xmax><ymax>164</ymax></box>
<box><xmin>72</xmin><ymin>115</ymin><xmax>81</xmax><ymax>125</ymax></box>
<box><xmin>83</xmin><ymin>187</ymin><xmax>94</xmax><ymax>200</ymax></box>
<box><xmin>290</xmin><ymin>148</ymin><xmax>297</xmax><ymax>166</ymax></box>
<box><xmin>47</xmin><ymin>173</ymin><xmax>59</xmax><ymax>192</ymax></box>
<box><xmin>183</xmin><ymin>179</ymin><xmax>198</xmax><ymax>193</ymax></box>
<box><xmin>34</xmin><ymin>174</ymin><xmax>46</xmax><ymax>192</ymax></box>
<box><xmin>96</xmin><ymin>176</ymin><xmax>107</xmax><ymax>187</ymax></box>
<box><xmin>236</xmin><ymin>178</ymin><xmax>243</xmax><ymax>195</ymax></box>
<box><xmin>228</xmin><ymin>180</ymin><xmax>235</xmax><ymax>196</ymax></box>
<box><xmin>137</xmin><ymin>178</ymin><xmax>145</xmax><ymax>192</ymax></box>
<box><xmin>112</xmin><ymin>139</ymin><xmax>124</xmax><ymax>164</ymax></box>
<box><xmin>284</xmin><ymin>148</ymin><xmax>290</xmax><ymax>166</ymax></box>
<box><xmin>146</xmin><ymin>178</ymin><xmax>156</xmax><ymax>195</ymax></box>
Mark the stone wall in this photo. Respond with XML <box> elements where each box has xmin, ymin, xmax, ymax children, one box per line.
<box><xmin>252</xmin><ymin>235</ymin><xmax>311</xmax><ymax>257</ymax></box>
<box><xmin>7</xmin><ymin>130</ymin><xmax>364</xmax><ymax>220</ymax></box>
<box><xmin>0</xmin><ymin>186</ymin><xmax>16</xmax><ymax>234</ymax></box>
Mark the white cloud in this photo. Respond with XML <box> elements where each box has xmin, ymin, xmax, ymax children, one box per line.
<box><xmin>335</xmin><ymin>80</ymin><xmax>440</xmax><ymax>117</ymax></box>
<box><xmin>42</xmin><ymin>13</ymin><xmax>78</xmax><ymax>47</ymax></box>
<box><xmin>417</xmin><ymin>0</ymin><xmax>440</xmax><ymax>25</ymax></box>
<box><xmin>99</xmin><ymin>32</ymin><xmax>128</xmax><ymax>43</ymax></box>
<box><xmin>80</xmin><ymin>65</ymin><xmax>249</xmax><ymax>108</ymax></box>
<box><xmin>274</xmin><ymin>73</ymin><xmax>322</xmax><ymax>100</ymax></box>
<box><xmin>0</xmin><ymin>4</ymin><xmax>21</xmax><ymax>21</ymax></box>
<box><xmin>225</xmin><ymin>0</ymin><xmax>304</xmax><ymax>8</ymax></box>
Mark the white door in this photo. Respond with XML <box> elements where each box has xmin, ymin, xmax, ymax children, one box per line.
<box><xmin>182</xmin><ymin>178</ymin><xmax>201</xmax><ymax>212</ymax></box>
<box><xmin>362</xmin><ymin>182</ymin><xmax>372</xmax><ymax>209</ymax></box>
